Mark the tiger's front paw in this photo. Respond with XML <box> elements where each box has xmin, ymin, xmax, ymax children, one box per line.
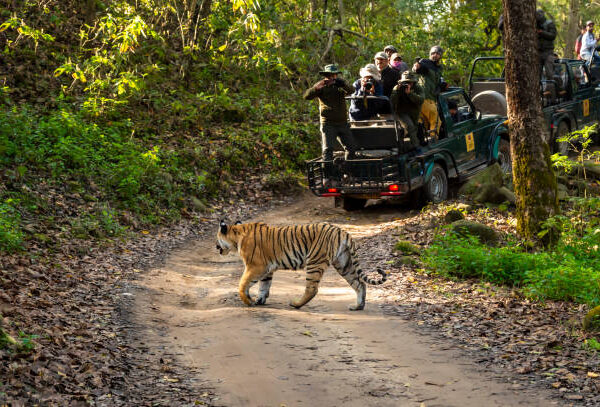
<box><xmin>348</xmin><ymin>304</ymin><xmax>364</xmax><ymax>311</ymax></box>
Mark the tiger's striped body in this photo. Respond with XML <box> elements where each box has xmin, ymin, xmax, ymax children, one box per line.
<box><xmin>216</xmin><ymin>221</ymin><xmax>386</xmax><ymax>310</ymax></box>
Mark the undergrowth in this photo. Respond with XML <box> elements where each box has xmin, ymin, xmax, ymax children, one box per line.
<box><xmin>423</xmin><ymin>197</ymin><xmax>600</xmax><ymax>306</ymax></box>
<box><xmin>0</xmin><ymin>87</ymin><xmax>319</xmax><ymax>252</ymax></box>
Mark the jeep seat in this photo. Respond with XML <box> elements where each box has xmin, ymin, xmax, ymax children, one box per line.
<box><xmin>332</xmin><ymin>124</ymin><xmax>399</xmax><ymax>151</ymax></box>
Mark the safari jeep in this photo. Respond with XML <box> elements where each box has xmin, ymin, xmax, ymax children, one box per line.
<box><xmin>469</xmin><ymin>56</ymin><xmax>600</xmax><ymax>153</ymax></box>
<box><xmin>306</xmin><ymin>88</ymin><xmax>510</xmax><ymax>211</ymax></box>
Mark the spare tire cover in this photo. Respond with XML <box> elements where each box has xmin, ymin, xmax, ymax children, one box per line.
<box><xmin>472</xmin><ymin>90</ymin><xmax>507</xmax><ymax>116</ymax></box>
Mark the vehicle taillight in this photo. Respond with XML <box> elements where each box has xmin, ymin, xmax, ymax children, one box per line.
<box><xmin>327</xmin><ymin>188</ymin><xmax>338</xmax><ymax>193</ymax></box>
<box><xmin>388</xmin><ymin>184</ymin><xmax>399</xmax><ymax>192</ymax></box>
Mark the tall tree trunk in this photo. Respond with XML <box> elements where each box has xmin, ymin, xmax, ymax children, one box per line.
<box><xmin>502</xmin><ymin>0</ymin><xmax>558</xmax><ymax>239</ymax></box>
<box><xmin>337</xmin><ymin>0</ymin><xmax>345</xmax><ymax>26</ymax></box>
<box><xmin>83</xmin><ymin>0</ymin><xmax>96</xmax><ymax>24</ymax></box>
<box><xmin>563</xmin><ymin>0</ymin><xmax>580</xmax><ymax>58</ymax></box>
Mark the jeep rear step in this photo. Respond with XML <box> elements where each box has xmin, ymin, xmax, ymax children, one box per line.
<box><xmin>306</xmin><ymin>156</ymin><xmax>404</xmax><ymax>196</ymax></box>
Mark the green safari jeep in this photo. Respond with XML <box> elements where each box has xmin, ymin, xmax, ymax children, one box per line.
<box><xmin>469</xmin><ymin>56</ymin><xmax>600</xmax><ymax>153</ymax></box>
<box><xmin>306</xmin><ymin>88</ymin><xmax>510</xmax><ymax>210</ymax></box>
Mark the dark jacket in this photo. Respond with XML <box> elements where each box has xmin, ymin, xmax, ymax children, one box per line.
<box><xmin>414</xmin><ymin>58</ymin><xmax>443</xmax><ymax>100</ymax></box>
<box><xmin>537</xmin><ymin>18</ymin><xmax>556</xmax><ymax>53</ymax></box>
<box><xmin>390</xmin><ymin>82</ymin><xmax>425</xmax><ymax>124</ymax></box>
<box><xmin>380</xmin><ymin>66</ymin><xmax>401</xmax><ymax>98</ymax></box>
<box><xmin>349</xmin><ymin>79</ymin><xmax>384</xmax><ymax>121</ymax></box>
<box><xmin>303</xmin><ymin>78</ymin><xmax>354</xmax><ymax>124</ymax></box>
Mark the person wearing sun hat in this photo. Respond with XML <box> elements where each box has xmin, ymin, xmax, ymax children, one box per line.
<box><xmin>374</xmin><ymin>51</ymin><xmax>401</xmax><ymax>98</ymax></box>
<box><xmin>303</xmin><ymin>64</ymin><xmax>357</xmax><ymax>161</ymax></box>
<box><xmin>349</xmin><ymin>63</ymin><xmax>383</xmax><ymax>121</ymax></box>
<box><xmin>391</xmin><ymin>71</ymin><xmax>425</xmax><ymax>150</ymax></box>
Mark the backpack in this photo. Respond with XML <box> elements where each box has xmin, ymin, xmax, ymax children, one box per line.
<box><xmin>576</xmin><ymin>34</ymin><xmax>583</xmax><ymax>59</ymax></box>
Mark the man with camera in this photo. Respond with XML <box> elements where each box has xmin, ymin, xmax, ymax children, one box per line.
<box><xmin>413</xmin><ymin>45</ymin><xmax>447</xmax><ymax>140</ymax></box>
<box><xmin>303</xmin><ymin>64</ymin><xmax>357</xmax><ymax>162</ymax></box>
<box><xmin>349</xmin><ymin>63</ymin><xmax>383</xmax><ymax>121</ymax></box>
<box><xmin>391</xmin><ymin>71</ymin><xmax>425</xmax><ymax>151</ymax></box>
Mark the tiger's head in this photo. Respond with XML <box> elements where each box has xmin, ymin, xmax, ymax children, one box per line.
<box><xmin>216</xmin><ymin>220</ymin><xmax>241</xmax><ymax>255</ymax></box>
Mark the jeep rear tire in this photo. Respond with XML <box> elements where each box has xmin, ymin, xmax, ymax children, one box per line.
<box><xmin>424</xmin><ymin>164</ymin><xmax>448</xmax><ymax>203</ymax></box>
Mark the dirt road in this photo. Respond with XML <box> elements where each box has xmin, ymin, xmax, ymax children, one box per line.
<box><xmin>133</xmin><ymin>193</ymin><xmax>556</xmax><ymax>406</ymax></box>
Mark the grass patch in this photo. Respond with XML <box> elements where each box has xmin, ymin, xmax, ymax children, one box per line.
<box><xmin>422</xmin><ymin>198</ymin><xmax>600</xmax><ymax>306</ymax></box>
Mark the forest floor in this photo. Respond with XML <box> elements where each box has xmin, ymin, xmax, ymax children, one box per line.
<box><xmin>2</xmin><ymin>186</ymin><xmax>599</xmax><ymax>406</ymax></box>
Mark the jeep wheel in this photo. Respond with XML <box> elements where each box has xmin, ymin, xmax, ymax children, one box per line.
<box><xmin>554</xmin><ymin>121</ymin><xmax>570</xmax><ymax>155</ymax></box>
<box><xmin>424</xmin><ymin>164</ymin><xmax>448</xmax><ymax>204</ymax></box>
<box><xmin>497</xmin><ymin>138</ymin><xmax>512</xmax><ymax>174</ymax></box>
<box><xmin>341</xmin><ymin>197</ymin><xmax>367</xmax><ymax>211</ymax></box>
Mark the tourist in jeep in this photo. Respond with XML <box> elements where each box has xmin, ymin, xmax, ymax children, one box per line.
<box><xmin>581</xmin><ymin>20</ymin><xmax>600</xmax><ymax>65</ymax></box>
<box><xmin>303</xmin><ymin>64</ymin><xmax>357</xmax><ymax>161</ymax></box>
<box><xmin>390</xmin><ymin>71</ymin><xmax>424</xmax><ymax>151</ymax></box>
<box><xmin>390</xmin><ymin>52</ymin><xmax>409</xmax><ymax>74</ymax></box>
<box><xmin>413</xmin><ymin>45</ymin><xmax>447</xmax><ymax>139</ymax></box>
<box><xmin>536</xmin><ymin>9</ymin><xmax>557</xmax><ymax>80</ymax></box>
<box><xmin>374</xmin><ymin>51</ymin><xmax>401</xmax><ymax>99</ymax></box>
<box><xmin>349</xmin><ymin>64</ymin><xmax>383</xmax><ymax>121</ymax></box>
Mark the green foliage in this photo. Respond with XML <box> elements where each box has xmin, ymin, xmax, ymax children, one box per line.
<box><xmin>583</xmin><ymin>338</ymin><xmax>600</xmax><ymax>352</ymax></box>
<box><xmin>0</xmin><ymin>328</ymin><xmax>37</xmax><ymax>353</ymax></box>
<box><xmin>17</xmin><ymin>331</ymin><xmax>38</xmax><ymax>353</ymax></box>
<box><xmin>424</xmin><ymin>199</ymin><xmax>600</xmax><ymax>306</ymax></box>
<box><xmin>394</xmin><ymin>240</ymin><xmax>422</xmax><ymax>255</ymax></box>
<box><xmin>70</xmin><ymin>205</ymin><xmax>127</xmax><ymax>239</ymax></box>
<box><xmin>0</xmin><ymin>16</ymin><xmax>55</xmax><ymax>51</ymax></box>
<box><xmin>423</xmin><ymin>233</ymin><xmax>544</xmax><ymax>286</ymax></box>
<box><xmin>551</xmin><ymin>124</ymin><xmax>600</xmax><ymax>180</ymax></box>
<box><xmin>0</xmin><ymin>199</ymin><xmax>24</xmax><ymax>252</ymax></box>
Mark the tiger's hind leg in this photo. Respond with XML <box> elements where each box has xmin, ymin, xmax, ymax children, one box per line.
<box><xmin>290</xmin><ymin>262</ymin><xmax>327</xmax><ymax>309</ymax></box>
<box><xmin>256</xmin><ymin>272</ymin><xmax>274</xmax><ymax>305</ymax></box>
<box><xmin>333</xmin><ymin>247</ymin><xmax>366</xmax><ymax>311</ymax></box>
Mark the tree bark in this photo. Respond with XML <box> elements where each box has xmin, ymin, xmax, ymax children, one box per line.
<box><xmin>563</xmin><ymin>0</ymin><xmax>580</xmax><ymax>58</ymax></box>
<box><xmin>502</xmin><ymin>0</ymin><xmax>558</xmax><ymax>240</ymax></box>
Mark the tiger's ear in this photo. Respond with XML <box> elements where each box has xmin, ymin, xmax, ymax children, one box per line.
<box><xmin>234</xmin><ymin>220</ymin><xmax>242</xmax><ymax>225</ymax></box>
<box><xmin>219</xmin><ymin>220</ymin><xmax>228</xmax><ymax>234</ymax></box>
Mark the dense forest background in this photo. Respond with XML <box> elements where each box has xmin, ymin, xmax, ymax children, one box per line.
<box><xmin>1</xmin><ymin>0</ymin><xmax>599</xmax><ymax>250</ymax></box>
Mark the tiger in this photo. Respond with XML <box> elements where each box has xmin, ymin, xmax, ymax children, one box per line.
<box><xmin>216</xmin><ymin>220</ymin><xmax>387</xmax><ymax>311</ymax></box>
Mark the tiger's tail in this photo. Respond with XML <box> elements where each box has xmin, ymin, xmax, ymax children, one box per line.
<box><xmin>349</xmin><ymin>240</ymin><xmax>387</xmax><ymax>285</ymax></box>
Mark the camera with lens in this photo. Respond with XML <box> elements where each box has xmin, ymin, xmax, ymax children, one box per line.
<box><xmin>364</xmin><ymin>79</ymin><xmax>375</xmax><ymax>91</ymax></box>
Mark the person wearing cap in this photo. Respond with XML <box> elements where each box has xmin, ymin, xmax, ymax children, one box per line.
<box><xmin>390</xmin><ymin>52</ymin><xmax>409</xmax><ymax>74</ymax></box>
<box><xmin>303</xmin><ymin>64</ymin><xmax>357</xmax><ymax>161</ymax></box>
<box><xmin>390</xmin><ymin>71</ymin><xmax>425</xmax><ymax>150</ymax></box>
<box><xmin>384</xmin><ymin>45</ymin><xmax>397</xmax><ymax>59</ymax></box>
<box><xmin>535</xmin><ymin>9</ymin><xmax>557</xmax><ymax>80</ymax></box>
<box><xmin>413</xmin><ymin>45</ymin><xmax>446</xmax><ymax>139</ymax></box>
<box><xmin>581</xmin><ymin>20</ymin><xmax>600</xmax><ymax>64</ymax></box>
<box><xmin>349</xmin><ymin>64</ymin><xmax>383</xmax><ymax>121</ymax></box>
<box><xmin>374</xmin><ymin>51</ymin><xmax>401</xmax><ymax>98</ymax></box>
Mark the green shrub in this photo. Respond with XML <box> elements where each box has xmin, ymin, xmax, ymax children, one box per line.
<box><xmin>424</xmin><ymin>214</ymin><xmax>600</xmax><ymax>306</ymax></box>
<box><xmin>422</xmin><ymin>233</ymin><xmax>547</xmax><ymax>286</ymax></box>
<box><xmin>0</xmin><ymin>199</ymin><xmax>23</xmax><ymax>252</ymax></box>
